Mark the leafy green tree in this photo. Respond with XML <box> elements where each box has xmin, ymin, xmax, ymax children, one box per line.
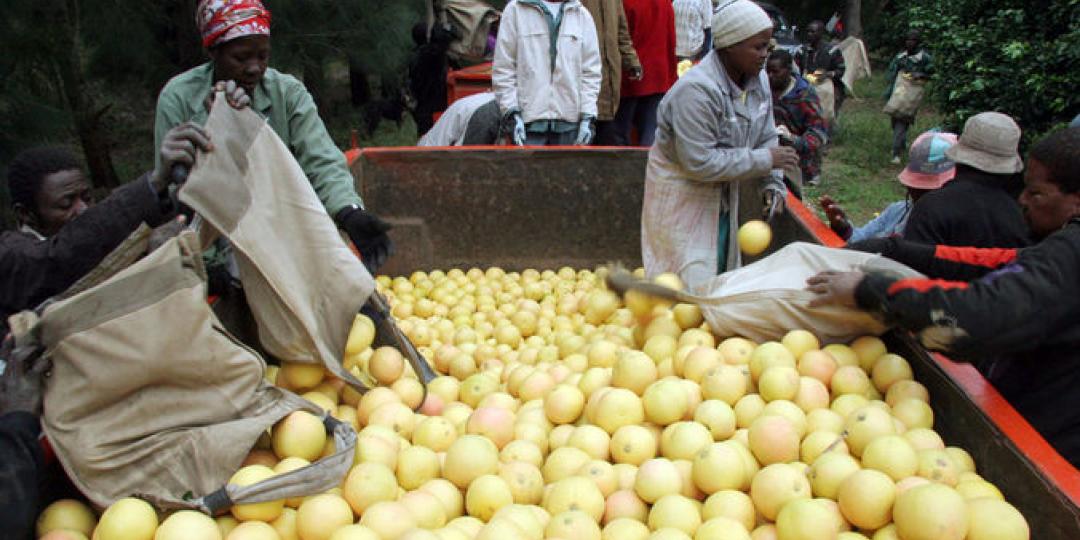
<box><xmin>891</xmin><ymin>0</ymin><xmax>1079</xmax><ymax>146</ymax></box>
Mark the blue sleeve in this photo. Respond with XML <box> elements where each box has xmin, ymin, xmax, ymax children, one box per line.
<box><xmin>849</xmin><ymin>201</ymin><xmax>908</xmax><ymax>243</ymax></box>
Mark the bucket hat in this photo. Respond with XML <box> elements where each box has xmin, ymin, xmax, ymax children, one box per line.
<box><xmin>899</xmin><ymin>131</ymin><xmax>958</xmax><ymax>190</ymax></box>
<box><xmin>945</xmin><ymin>112</ymin><xmax>1023</xmax><ymax>174</ymax></box>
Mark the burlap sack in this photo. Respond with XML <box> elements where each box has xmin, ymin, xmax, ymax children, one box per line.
<box><xmin>180</xmin><ymin>97</ymin><xmax>376</xmax><ymax>391</ymax></box>
<box><xmin>20</xmin><ymin>229</ymin><xmax>356</xmax><ymax>512</ymax></box>
<box><xmin>837</xmin><ymin>37</ymin><xmax>871</xmax><ymax>96</ymax></box>
<box><xmin>814</xmin><ymin>78</ymin><xmax>837</xmax><ymax>124</ymax></box>
<box><xmin>689</xmin><ymin>242</ymin><xmax>923</xmax><ymax>344</ymax></box>
<box><xmin>883</xmin><ymin>75</ymin><xmax>926</xmax><ymax>118</ymax></box>
<box><xmin>439</xmin><ymin>0</ymin><xmax>500</xmax><ymax>66</ymax></box>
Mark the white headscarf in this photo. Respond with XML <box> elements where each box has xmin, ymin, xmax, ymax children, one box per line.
<box><xmin>712</xmin><ymin>0</ymin><xmax>773</xmax><ymax>50</ymax></box>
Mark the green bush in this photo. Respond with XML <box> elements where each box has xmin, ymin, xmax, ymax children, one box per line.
<box><xmin>890</xmin><ymin>0</ymin><xmax>1079</xmax><ymax>147</ymax></box>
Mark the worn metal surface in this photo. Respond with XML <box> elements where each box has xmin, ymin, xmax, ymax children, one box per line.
<box><xmin>352</xmin><ymin>146</ymin><xmax>650</xmax><ymax>275</ymax></box>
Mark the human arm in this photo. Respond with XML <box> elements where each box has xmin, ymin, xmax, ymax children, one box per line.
<box><xmin>851</xmin><ymin>237</ymin><xmax>1075</xmax><ymax>359</ymax></box>
<box><xmin>616</xmin><ymin>3</ymin><xmax>642</xmax><ymax>77</ymax></box>
<box><xmin>846</xmin><ymin>235</ymin><xmax>1019</xmax><ymax>281</ymax></box>
<box><xmin>819</xmin><ymin>195</ymin><xmax>853</xmax><ymax>239</ymax></box>
<box><xmin>789</xmin><ymin>93</ymin><xmax>828</xmax><ymax>167</ymax></box>
<box><xmin>283</xmin><ymin>81</ymin><xmax>364</xmax><ymax>217</ymax></box>
<box><xmin>0</xmin><ymin>125</ymin><xmax>210</xmax><ymax>312</ymax></box>
<box><xmin>578</xmin><ymin>9</ymin><xmax>603</xmax><ymax>120</ymax></box>
<box><xmin>491</xmin><ymin>5</ymin><xmax>521</xmax><ymax>117</ymax></box>
<box><xmin>0</xmin><ymin>338</ymin><xmax>48</xmax><ymax>540</ymax></box>
<box><xmin>828</xmin><ymin>47</ymin><xmax>846</xmax><ymax>83</ymax></box>
<box><xmin>883</xmin><ymin>54</ymin><xmax>901</xmax><ymax>99</ymax></box>
<box><xmin>755</xmin><ymin>78</ymin><xmax>790</xmax><ymax>203</ymax></box>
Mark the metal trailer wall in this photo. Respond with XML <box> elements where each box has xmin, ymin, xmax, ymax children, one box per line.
<box><xmin>350</xmin><ymin>146</ymin><xmax>1080</xmax><ymax>538</ymax></box>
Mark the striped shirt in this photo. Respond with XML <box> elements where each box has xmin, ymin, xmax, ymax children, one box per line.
<box><xmin>673</xmin><ymin>0</ymin><xmax>712</xmax><ymax>58</ymax></box>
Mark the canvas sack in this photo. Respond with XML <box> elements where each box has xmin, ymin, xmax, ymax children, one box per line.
<box><xmin>814</xmin><ymin>78</ymin><xmax>836</xmax><ymax>124</ymax></box>
<box><xmin>687</xmin><ymin>242</ymin><xmax>923</xmax><ymax>344</ymax></box>
<box><xmin>180</xmin><ymin>97</ymin><xmax>376</xmax><ymax>391</ymax></box>
<box><xmin>15</xmin><ymin>228</ymin><xmax>356</xmax><ymax>512</ymax></box>
<box><xmin>883</xmin><ymin>75</ymin><xmax>926</xmax><ymax>118</ymax></box>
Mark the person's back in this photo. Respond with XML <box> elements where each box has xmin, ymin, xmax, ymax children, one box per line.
<box><xmin>673</xmin><ymin>0</ymin><xmax>712</xmax><ymax>59</ymax></box>
<box><xmin>809</xmin><ymin>126</ymin><xmax>1080</xmax><ymax>466</ymax></box>
<box><xmin>904</xmin><ymin>112</ymin><xmax>1030</xmax><ymax>248</ymax></box>
<box><xmin>903</xmin><ymin>165</ymin><xmax>1029</xmax><ymax>247</ymax></box>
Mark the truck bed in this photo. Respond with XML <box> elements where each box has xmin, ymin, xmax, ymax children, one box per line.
<box><xmin>349</xmin><ymin>146</ymin><xmax>1080</xmax><ymax>538</ymax></box>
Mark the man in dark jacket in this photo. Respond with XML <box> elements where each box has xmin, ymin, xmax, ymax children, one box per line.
<box><xmin>808</xmin><ymin>126</ymin><xmax>1080</xmax><ymax>467</ymax></box>
<box><xmin>902</xmin><ymin>112</ymin><xmax>1030</xmax><ymax>248</ymax></box>
<box><xmin>408</xmin><ymin>22</ymin><xmax>457</xmax><ymax>137</ymax></box>
<box><xmin>796</xmin><ymin>20</ymin><xmax>845</xmax><ymax>114</ymax></box>
<box><xmin>0</xmin><ymin>123</ymin><xmax>214</xmax><ymax>332</ymax></box>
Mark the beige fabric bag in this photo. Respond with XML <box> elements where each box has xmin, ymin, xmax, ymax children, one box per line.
<box><xmin>883</xmin><ymin>75</ymin><xmax>926</xmax><ymax>118</ymax></box>
<box><xmin>18</xmin><ymin>229</ymin><xmax>356</xmax><ymax>512</ymax></box>
<box><xmin>814</xmin><ymin>78</ymin><xmax>836</xmax><ymax>124</ymax></box>
<box><xmin>838</xmin><ymin>37</ymin><xmax>871</xmax><ymax>96</ymax></box>
<box><xmin>688</xmin><ymin>242</ymin><xmax>924</xmax><ymax>344</ymax></box>
<box><xmin>180</xmin><ymin>98</ymin><xmax>376</xmax><ymax>391</ymax></box>
<box><xmin>439</xmin><ymin>0</ymin><xmax>500</xmax><ymax>66</ymax></box>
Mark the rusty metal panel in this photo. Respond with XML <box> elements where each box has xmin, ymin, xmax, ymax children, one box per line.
<box><xmin>352</xmin><ymin>147</ymin><xmax>650</xmax><ymax>275</ymax></box>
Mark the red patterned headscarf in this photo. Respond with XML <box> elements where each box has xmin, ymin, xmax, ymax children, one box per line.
<box><xmin>197</xmin><ymin>0</ymin><xmax>272</xmax><ymax>49</ymax></box>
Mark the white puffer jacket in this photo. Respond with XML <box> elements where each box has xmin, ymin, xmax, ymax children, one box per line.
<box><xmin>492</xmin><ymin>0</ymin><xmax>602</xmax><ymax>124</ymax></box>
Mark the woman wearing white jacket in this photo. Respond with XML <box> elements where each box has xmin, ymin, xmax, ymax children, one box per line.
<box><xmin>493</xmin><ymin>0</ymin><xmax>603</xmax><ymax>146</ymax></box>
<box><xmin>641</xmin><ymin>0</ymin><xmax>800</xmax><ymax>291</ymax></box>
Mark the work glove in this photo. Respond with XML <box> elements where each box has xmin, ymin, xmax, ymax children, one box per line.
<box><xmin>338</xmin><ymin>206</ymin><xmax>395</xmax><ymax>274</ymax></box>
<box><xmin>504</xmin><ymin>110</ymin><xmax>527</xmax><ymax>146</ymax></box>
<box><xmin>574</xmin><ymin>115</ymin><xmax>596</xmax><ymax>146</ymax></box>
<box><xmin>763</xmin><ymin>188</ymin><xmax>785</xmax><ymax>223</ymax></box>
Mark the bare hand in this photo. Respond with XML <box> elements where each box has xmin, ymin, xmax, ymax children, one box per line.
<box><xmin>151</xmin><ymin>122</ymin><xmax>213</xmax><ymax>193</ymax></box>
<box><xmin>628</xmin><ymin>67</ymin><xmax>644</xmax><ymax>81</ymax></box>
<box><xmin>818</xmin><ymin>195</ymin><xmax>852</xmax><ymax>237</ymax></box>
<box><xmin>149</xmin><ymin>215</ymin><xmax>188</xmax><ymax>252</ymax></box>
<box><xmin>0</xmin><ymin>335</ymin><xmax>49</xmax><ymax>416</ymax></box>
<box><xmin>806</xmin><ymin>270</ymin><xmax>865</xmax><ymax>308</ymax></box>
<box><xmin>770</xmin><ymin>146</ymin><xmax>799</xmax><ymax>171</ymax></box>
<box><xmin>204</xmin><ymin>80</ymin><xmax>252</xmax><ymax>112</ymax></box>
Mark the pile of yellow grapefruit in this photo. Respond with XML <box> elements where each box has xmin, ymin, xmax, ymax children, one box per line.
<box><xmin>45</xmin><ymin>267</ymin><xmax>1029</xmax><ymax>540</ymax></box>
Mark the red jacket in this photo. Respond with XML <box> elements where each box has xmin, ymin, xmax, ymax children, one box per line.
<box><xmin>621</xmin><ymin>0</ymin><xmax>677</xmax><ymax>98</ymax></box>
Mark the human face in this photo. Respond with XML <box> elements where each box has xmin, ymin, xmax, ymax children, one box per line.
<box><xmin>1019</xmin><ymin>159</ymin><xmax>1080</xmax><ymax>239</ymax></box>
<box><xmin>719</xmin><ymin>29</ymin><xmax>774</xmax><ymax>84</ymax></box>
<box><xmin>765</xmin><ymin>58</ymin><xmax>790</xmax><ymax>93</ymax></box>
<box><xmin>17</xmin><ymin>169</ymin><xmax>92</xmax><ymax>237</ymax></box>
<box><xmin>905</xmin><ymin>32</ymin><xmax>920</xmax><ymax>54</ymax></box>
<box><xmin>210</xmin><ymin>35</ymin><xmax>270</xmax><ymax>97</ymax></box>
<box><xmin>806</xmin><ymin>23</ymin><xmax>824</xmax><ymax>45</ymax></box>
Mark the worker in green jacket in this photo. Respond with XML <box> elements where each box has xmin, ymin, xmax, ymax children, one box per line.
<box><xmin>154</xmin><ymin>0</ymin><xmax>393</xmax><ymax>273</ymax></box>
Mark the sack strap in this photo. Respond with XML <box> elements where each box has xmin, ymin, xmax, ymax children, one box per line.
<box><xmin>194</xmin><ymin>396</ymin><xmax>356</xmax><ymax>515</ymax></box>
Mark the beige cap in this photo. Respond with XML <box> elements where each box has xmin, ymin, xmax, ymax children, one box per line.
<box><xmin>944</xmin><ymin>112</ymin><xmax>1024</xmax><ymax>174</ymax></box>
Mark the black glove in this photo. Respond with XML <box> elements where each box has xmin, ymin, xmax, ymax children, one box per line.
<box><xmin>337</xmin><ymin>206</ymin><xmax>394</xmax><ymax>274</ymax></box>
